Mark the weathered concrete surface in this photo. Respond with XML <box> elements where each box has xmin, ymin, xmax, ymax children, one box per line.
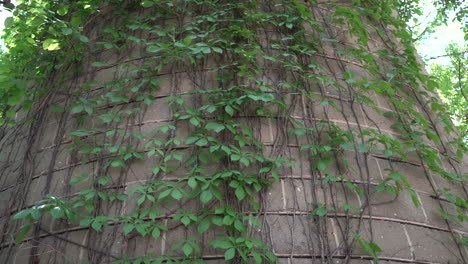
<box><xmin>0</xmin><ymin>1</ymin><xmax>467</xmax><ymax>264</ymax></box>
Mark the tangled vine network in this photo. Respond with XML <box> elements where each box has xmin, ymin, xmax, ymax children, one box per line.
<box><xmin>0</xmin><ymin>0</ymin><xmax>467</xmax><ymax>263</ymax></box>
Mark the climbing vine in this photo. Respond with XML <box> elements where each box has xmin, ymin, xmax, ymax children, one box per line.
<box><xmin>0</xmin><ymin>0</ymin><xmax>467</xmax><ymax>263</ymax></box>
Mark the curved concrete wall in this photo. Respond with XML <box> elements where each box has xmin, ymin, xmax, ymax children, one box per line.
<box><xmin>0</xmin><ymin>1</ymin><xmax>467</xmax><ymax>263</ymax></box>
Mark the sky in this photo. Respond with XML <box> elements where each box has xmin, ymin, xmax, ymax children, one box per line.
<box><xmin>0</xmin><ymin>2</ymin><xmax>465</xmax><ymax>66</ymax></box>
<box><xmin>412</xmin><ymin>2</ymin><xmax>465</xmax><ymax>66</ymax></box>
<box><xmin>0</xmin><ymin>4</ymin><xmax>14</xmax><ymax>47</ymax></box>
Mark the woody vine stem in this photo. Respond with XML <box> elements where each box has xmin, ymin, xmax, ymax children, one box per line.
<box><xmin>0</xmin><ymin>0</ymin><xmax>466</xmax><ymax>263</ymax></box>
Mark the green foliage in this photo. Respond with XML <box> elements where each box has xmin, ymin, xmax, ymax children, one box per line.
<box><xmin>1</xmin><ymin>0</ymin><xmax>467</xmax><ymax>263</ymax></box>
<box><xmin>430</xmin><ymin>43</ymin><xmax>468</xmax><ymax>141</ymax></box>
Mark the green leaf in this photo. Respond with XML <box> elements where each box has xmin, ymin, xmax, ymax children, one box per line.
<box><xmin>80</xmin><ymin>219</ymin><xmax>93</xmax><ymax>226</ymax></box>
<box><xmin>111</xmin><ymin>160</ymin><xmax>126</xmax><ymax>168</ymax></box>
<box><xmin>190</xmin><ymin>117</ymin><xmax>200</xmax><ymax>126</ymax></box>
<box><xmin>16</xmin><ymin>224</ymin><xmax>32</xmax><ymax>243</ymax></box>
<box><xmin>92</xmin><ymin>62</ymin><xmax>110</xmax><ymax>67</ymax></box>
<box><xmin>152</xmin><ymin>227</ymin><xmax>161</xmax><ymax>239</ymax></box>
<box><xmin>137</xmin><ymin>195</ymin><xmax>146</xmax><ymax>205</ymax></box>
<box><xmin>212</xmin><ymin>47</ymin><xmax>223</xmax><ymax>53</ymax></box>
<box><xmin>383</xmin><ymin>149</ymin><xmax>393</xmax><ymax>157</ymax></box>
<box><xmin>158</xmin><ymin>189</ymin><xmax>171</xmax><ymax>200</ymax></box>
<box><xmin>200</xmin><ymin>190</ymin><xmax>213</xmax><ymax>204</ymax></box>
<box><xmin>57</xmin><ymin>5</ymin><xmax>69</xmax><ymax>16</ymax></box>
<box><xmin>4</xmin><ymin>17</ymin><xmax>13</xmax><ymax>28</ymax></box>
<box><xmin>408</xmin><ymin>189</ymin><xmax>420</xmax><ymax>208</ymax></box>
<box><xmin>79</xmin><ymin>35</ymin><xmax>90</xmax><ymax>43</ymax></box>
<box><xmin>147</xmin><ymin>46</ymin><xmax>162</xmax><ymax>53</ymax></box>
<box><xmin>225</xmin><ymin>105</ymin><xmax>234</xmax><ymax>116</ymax></box>
<box><xmin>6</xmin><ymin>109</ymin><xmax>15</xmax><ymax>118</ymax></box>
<box><xmin>316</xmin><ymin>160</ymin><xmax>327</xmax><ymax>171</ymax></box>
<box><xmin>213</xmin><ymin>240</ymin><xmax>232</xmax><ymax>249</ymax></box>
<box><xmin>50</xmin><ymin>105</ymin><xmax>65</xmax><ymax>112</ymax></box>
<box><xmin>252</xmin><ymin>251</ymin><xmax>262</xmax><ymax>263</ymax></box>
<box><xmin>180</xmin><ymin>216</ymin><xmax>191</xmax><ymax>226</ymax></box>
<box><xmin>369</xmin><ymin>242</ymin><xmax>382</xmax><ymax>253</ymax></box>
<box><xmin>141</xmin><ymin>0</ymin><xmax>154</xmax><ymax>7</ymax></box>
<box><xmin>72</xmin><ymin>105</ymin><xmax>84</xmax><ymax>113</ymax></box>
<box><xmin>50</xmin><ymin>207</ymin><xmax>64</xmax><ymax>218</ymax></box>
<box><xmin>91</xmin><ymin>221</ymin><xmax>102</xmax><ymax>231</ymax></box>
<box><xmin>182</xmin><ymin>243</ymin><xmax>193</xmax><ymax>256</ymax></box>
<box><xmin>43</xmin><ymin>39</ymin><xmax>60</xmax><ymax>51</ymax></box>
<box><xmin>234</xmin><ymin>219</ymin><xmax>245</xmax><ymax>233</ymax></box>
<box><xmin>289</xmin><ymin>128</ymin><xmax>305</xmax><ymax>136</ymax></box>
<box><xmin>30</xmin><ymin>209</ymin><xmax>41</xmax><ymax>220</ymax></box>
<box><xmin>313</xmin><ymin>207</ymin><xmax>327</xmax><ymax>216</ymax></box>
<box><xmin>224</xmin><ymin>248</ymin><xmax>236</xmax><ymax>260</ymax></box>
<box><xmin>198</xmin><ymin>218</ymin><xmax>211</xmax><ymax>234</ymax></box>
<box><xmin>70</xmin><ymin>15</ymin><xmax>82</xmax><ymax>27</ymax></box>
<box><xmin>235</xmin><ymin>187</ymin><xmax>246</xmax><ymax>201</ymax></box>
<box><xmin>356</xmin><ymin>144</ymin><xmax>369</xmax><ymax>153</ymax></box>
<box><xmin>376</xmin><ymin>183</ymin><xmax>385</xmax><ymax>192</ymax></box>
<box><xmin>123</xmin><ymin>224</ymin><xmax>135</xmax><ymax>235</ymax></box>
<box><xmin>171</xmin><ymin>189</ymin><xmax>183</xmax><ymax>200</ymax></box>
<box><xmin>187</xmin><ymin>178</ymin><xmax>198</xmax><ymax>189</ymax></box>
<box><xmin>13</xmin><ymin>210</ymin><xmax>31</xmax><ymax>220</ymax></box>
<box><xmin>61</xmin><ymin>27</ymin><xmax>73</xmax><ymax>35</ymax></box>
<box><xmin>195</xmin><ymin>138</ymin><xmax>208</xmax><ymax>146</ymax></box>
<box><xmin>205</xmin><ymin>122</ymin><xmax>225</xmax><ymax>133</ymax></box>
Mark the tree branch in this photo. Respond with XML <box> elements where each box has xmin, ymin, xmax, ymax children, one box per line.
<box><xmin>428</xmin><ymin>49</ymin><xmax>468</xmax><ymax>60</ymax></box>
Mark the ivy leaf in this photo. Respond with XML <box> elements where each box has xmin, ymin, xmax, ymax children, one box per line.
<box><xmin>13</xmin><ymin>210</ymin><xmax>31</xmax><ymax>220</ymax></box>
<box><xmin>92</xmin><ymin>62</ymin><xmax>110</xmax><ymax>67</ymax></box>
<box><xmin>79</xmin><ymin>35</ymin><xmax>89</xmax><ymax>43</ymax></box>
<box><xmin>123</xmin><ymin>224</ymin><xmax>135</xmax><ymax>235</ymax></box>
<box><xmin>171</xmin><ymin>189</ymin><xmax>183</xmax><ymax>200</ymax></box>
<box><xmin>316</xmin><ymin>160</ymin><xmax>327</xmax><ymax>172</ymax></box>
<box><xmin>190</xmin><ymin>117</ymin><xmax>200</xmax><ymax>126</ymax></box>
<box><xmin>224</xmin><ymin>248</ymin><xmax>236</xmax><ymax>260</ymax></box>
<box><xmin>197</xmin><ymin>218</ymin><xmax>211</xmax><ymax>234</ymax></box>
<box><xmin>200</xmin><ymin>190</ymin><xmax>213</xmax><ymax>204</ymax></box>
<box><xmin>43</xmin><ymin>39</ymin><xmax>60</xmax><ymax>51</ymax></box>
<box><xmin>289</xmin><ymin>128</ymin><xmax>305</xmax><ymax>136</ymax></box>
<box><xmin>195</xmin><ymin>138</ymin><xmax>208</xmax><ymax>146</ymax></box>
<box><xmin>111</xmin><ymin>160</ymin><xmax>126</xmax><ymax>168</ymax></box>
<box><xmin>182</xmin><ymin>244</ymin><xmax>193</xmax><ymax>256</ymax></box>
<box><xmin>80</xmin><ymin>219</ymin><xmax>93</xmax><ymax>226</ymax></box>
<box><xmin>57</xmin><ymin>5</ymin><xmax>69</xmax><ymax>16</ymax></box>
<box><xmin>15</xmin><ymin>224</ymin><xmax>32</xmax><ymax>243</ymax></box>
<box><xmin>225</xmin><ymin>105</ymin><xmax>234</xmax><ymax>116</ymax></box>
<box><xmin>356</xmin><ymin>144</ymin><xmax>369</xmax><ymax>153</ymax></box>
<box><xmin>252</xmin><ymin>251</ymin><xmax>262</xmax><ymax>264</ymax></box>
<box><xmin>141</xmin><ymin>0</ymin><xmax>155</xmax><ymax>7</ymax></box>
<box><xmin>235</xmin><ymin>187</ymin><xmax>246</xmax><ymax>201</ymax></box>
<box><xmin>4</xmin><ymin>17</ymin><xmax>13</xmax><ymax>28</ymax></box>
<box><xmin>6</xmin><ymin>109</ymin><xmax>15</xmax><ymax>118</ymax></box>
<box><xmin>152</xmin><ymin>227</ymin><xmax>161</xmax><ymax>239</ymax></box>
<box><xmin>188</xmin><ymin>178</ymin><xmax>197</xmax><ymax>188</ymax></box>
<box><xmin>50</xmin><ymin>207</ymin><xmax>64</xmax><ymax>218</ymax></box>
<box><xmin>383</xmin><ymin>149</ymin><xmax>393</xmax><ymax>157</ymax></box>
<box><xmin>70</xmin><ymin>15</ymin><xmax>82</xmax><ymax>27</ymax></box>
<box><xmin>205</xmin><ymin>122</ymin><xmax>225</xmax><ymax>133</ymax></box>
<box><xmin>158</xmin><ymin>189</ymin><xmax>171</xmax><ymax>200</ymax></box>
<box><xmin>50</xmin><ymin>105</ymin><xmax>65</xmax><ymax>112</ymax></box>
<box><xmin>212</xmin><ymin>47</ymin><xmax>223</xmax><ymax>53</ymax></box>
<box><xmin>91</xmin><ymin>221</ymin><xmax>102</xmax><ymax>231</ymax></box>
<box><xmin>72</xmin><ymin>105</ymin><xmax>84</xmax><ymax>113</ymax></box>
<box><xmin>408</xmin><ymin>189</ymin><xmax>420</xmax><ymax>208</ymax></box>
<box><xmin>312</xmin><ymin>207</ymin><xmax>327</xmax><ymax>216</ymax></box>
<box><xmin>61</xmin><ymin>27</ymin><xmax>73</xmax><ymax>35</ymax></box>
